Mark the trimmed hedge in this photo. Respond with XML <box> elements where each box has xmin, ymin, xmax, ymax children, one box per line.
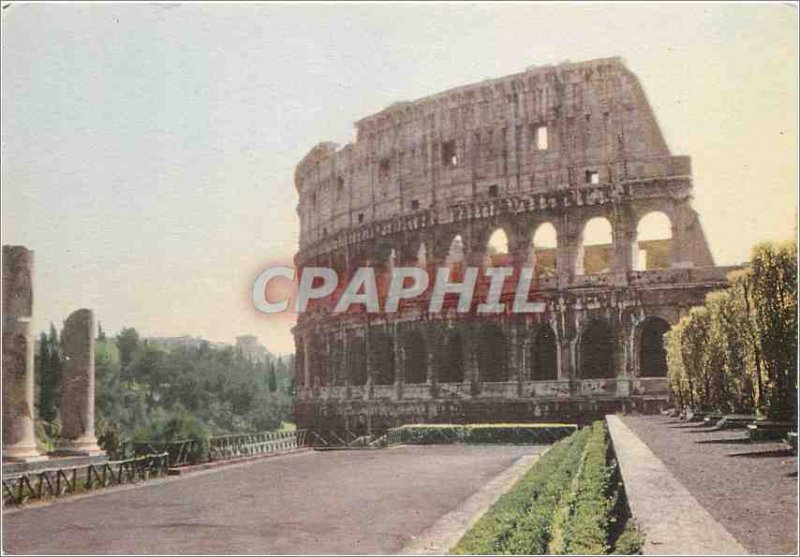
<box><xmin>561</xmin><ymin>422</ymin><xmax>612</xmax><ymax>554</ymax></box>
<box><xmin>666</xmin><ymin>241</ymin><xmax>797</xmax><ymax>420</ymax></box>
<box><xmin>452</xmin><ymin>427</ymin><xmax>589</xmax><ymax>554</ymax></box>
<box><xmin>388</xmin><ymin>423</ymin><xmax>577</xmax><ymax>445</ymax></box>
<box><xmin>451</xmin><ymin>422</ymin><xmax>643</xmax><ymax>555</ymax></box>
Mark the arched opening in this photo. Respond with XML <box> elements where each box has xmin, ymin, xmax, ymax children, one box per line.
<box><xmin>639</xmin><ymin>317</ymin><xmax>670</xmax><ymax>377</ymax></box>
<box><xmin>477</xmin><ymin>324</ymin><xmax>508</xmax><ymax>382</ymax></box>
<box><xmin>635</xmin><ymin>211</ymin><xmax>673</xmax><ymax>270</ymax></box>
<box><xmin>445</xmin><ymin>235</ymin><xmax>466</xmax><ymax>281</ymax></box>
<box><xmin>416</xmin><ymin>242</ymin><xmax>428</xmax><ymax>268</ymax></box>
<box><xmin>579</xmin><ymin>319</ymin><xmax>614</xmax><ymax>379</ymax></box>
<box><xmin>577</xmin><ymin>217</ymin><xmax>613</xmax><ymax>275</ymax></box>
<box><xmin>371</xmin><ymin>331</ymin><xmax>395</xmax><ymax>385</ymax></box>
<box><xmin>486</xmin><ymin>228</ymin><xmax>510</xmax><ymax>265</ymax></box>
<box><xmin>403</xmin><ymin>330</ymin><xmax>428</xmax><ymax>384</ymax></box>
<box><xmin>531</xmin><ymin>325</ymin><xmax>558</xmax><ymax>380</ymax></box>
<box><xmin>350</xmin><ymin>334</ymin><xmax>368</xmax><ymax>386</ymax></box>
<box><xmin>445</xmin><ymin>235</ymin><xmax>465</xmax><ymax>266</ymax></box>
<box><xmin>438</xmin><ymin>330</ymin><xmax>465</xmax><ymax>383</ymax></box>
<box><xmin>531</xmin><ymin>222</ymin><xmax>558</xmax><ymax>277</ymax></box>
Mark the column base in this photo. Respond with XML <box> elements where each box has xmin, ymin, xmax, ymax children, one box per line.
<box><xmin>2</xmin><ymin>443</ymin><xmax>47</xmax><ymax>463</ymax></box>
<box><xmin>54</xmin><ymin>437</ymin><xmax>104</xmax><ymax>457</ymax></box>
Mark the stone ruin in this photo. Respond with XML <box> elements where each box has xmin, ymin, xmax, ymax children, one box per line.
<box><xmin>2</xmin><ymin>245</ymin><xmax>103</xmax><ymax>465</ymax></box>
<box><xmin>291</xmin><ymin>57</ymin><xmax>736</xmax><ymax>433</ymax></box>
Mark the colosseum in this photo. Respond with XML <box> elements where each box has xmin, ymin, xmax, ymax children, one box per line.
<box><xmin>292</xmin><ymin>56</ymin><xmax>733</xmax><ymax>433</ymax></box>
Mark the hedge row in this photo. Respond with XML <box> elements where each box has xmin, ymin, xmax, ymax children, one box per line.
<box><xmin>452</xmin><ymin>422</ymin><xmax>643</xmax><ymax>555</ymax></box>
<box><xmin>666</xmin><ymin>241</ymin><xmax>797</xmax><ymax>419</ymax></box>
<box><xmin>388</xmin><ymin>423</ymin><xmax>577</xmax><ymax>445</ymax></box>
<box><xmin>560</xmin><ymin>422</ymin><xmax>612</xmax><ymax>554</ymax></box>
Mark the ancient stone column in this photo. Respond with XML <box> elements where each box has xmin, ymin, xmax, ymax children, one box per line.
<box><xmin>2</xmin><ymin>245</ymin><xmax>44</xmax><ymax>461</ymax></box>
<box><xmin>56</xmin><ymin>309</ymin><xmax>102</xmax><ymax>455</ymax></box>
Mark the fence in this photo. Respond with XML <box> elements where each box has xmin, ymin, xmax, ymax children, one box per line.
<box><xmin>2</xmin><ymin>453</ymin><xmax>168</xmax><ymax>507</ymax></box>
<box><xmin>4</xmin><ymin>430</ymin><xmax>308</xmax><ymax>507</ymax></box>
<box><xmin>133</xmin><ymin>430</ymin><xmax>308</xmax><ymax>467</ymax></box>
<box><xmin>209</xmin><ymin>430</ymin><xmax>307</xmax><ymax>460</ymax></box>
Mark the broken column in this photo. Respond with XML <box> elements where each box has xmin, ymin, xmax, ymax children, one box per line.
<box><xmin>2</xmin><ymin>245</ymin><xmax>44</xmax><ymax>461</ymax></box>
<box><xmin>56</xmin><ymin>308</ymin><xmax>103</xmax><ymax>455</ymax></box>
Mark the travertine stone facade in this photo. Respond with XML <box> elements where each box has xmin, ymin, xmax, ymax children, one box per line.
<box><xmin>292</xmin><ymin>57</ymin><xmax>732</xmax><ymax>432</ymax></box>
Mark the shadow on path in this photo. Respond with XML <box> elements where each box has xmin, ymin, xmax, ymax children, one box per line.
<box><xmin>726</xmin><ymin>449</ymin><xmax>795</xmax><ymax>459</ymax></box>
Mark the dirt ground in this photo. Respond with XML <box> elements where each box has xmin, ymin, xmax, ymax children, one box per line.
<box><xmin>2</xmin><ymin>444</ymin><xmax>541</xmax><ymax>555</ymax></box>
<box><xmin>622</xmin><ymin>414</ymin><xmax>798</xmax><ymax>555</ymax></box>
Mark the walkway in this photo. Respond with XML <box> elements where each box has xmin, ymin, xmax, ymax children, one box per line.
<box><xmin>611</xmin><ymin>414</ymin><xmax>797</xmax><ymax>555</ymax></box>
<box><xmin>3</xmin><ymin>444</ymin><xmax>542</xmax><ymax>555</ymax></box>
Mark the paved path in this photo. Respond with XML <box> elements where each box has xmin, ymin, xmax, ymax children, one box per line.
<box><xmin>621</xmin><ymin>415</ymin><xmax>797</xmax><ymax>555</ymax></box>
<box><xmin>607</xmin><ymin>415</ymin><xmax>748</xmax><ymax>555</ymax></box>
<box><xmin>3</xmin><ymin>445</ymin><xmax>542</xmax><ymax>555</ymax></box>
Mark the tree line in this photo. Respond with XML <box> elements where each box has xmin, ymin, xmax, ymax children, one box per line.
<box><xmin>35</xmin><ymin>326</ymin><xmax>295</xmax><ymax>457</ymax></box>
<box><xmin>665</xmin><ymin>240</ymin><xmax>797</xmax><ymax>420</ymax></box>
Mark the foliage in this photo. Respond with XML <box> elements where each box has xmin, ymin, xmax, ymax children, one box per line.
<box><xmin>561</xmin><ymin>422</ymin><xmax>611</xmax><ymax>554</ymax></box>
<box><xmin>452</xmin><ymin>427</ymin><xmax>589</xmax><ymax>554</ymax></box>
<box><xmin>612</xmin><ymin>521</ymin><xmax>644</xmax><ymax>555</ymax></box>
<box><xmin>34</xmin><ymin>419</ymin><xmax>60</xmax><ymax>453</ymax></box>
<box><xmin>35</xmin><ymin>324</ymin><xmax>61</xmax><ymax>422</ymax></box>
<box><xmin>392</xmin><ymin>423</ymin><xmax>577</xmax><ymax>445</ymax></box>
<box><xmin>665</xmin><ymin>240</ymin><xmax>797</xmax><ymax>419</ymax></box>
<box><xmin>35</xmin><ymin>326</ymin><xmax>295</xmax><ymax>452</ymax></box>
<box><xmin>452</xmin><ymin>422</ymin><xmax>640</xmax><ymax>555</ymax></box>
<box><xmin>749</xmin><ymin>242</ymin><xmax>798</xmax><ymax>419</ymax></box>
<box><xmin>456</xmin><ymin>424</ymin><xmax>600</xmax><ymax>554</ymax></box>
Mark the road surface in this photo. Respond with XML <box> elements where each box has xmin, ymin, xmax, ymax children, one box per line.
<box><xmin>3</xmin><ymin>444</ymin><xmax>542</xmax><ymax>555</ymax></box>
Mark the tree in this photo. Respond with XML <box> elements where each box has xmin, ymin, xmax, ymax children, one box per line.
<box><xmin>116</xmin><ymin>327</ymin><xmax>141</xmax><ymax>375</ymax></box>
<box><xmin>267</xmin><ymin>362</ymin><xmax>277</xmax><ymax>393</ymax></box>
<box><xmin>665</xmin><ymin>240</ymin><xmax>797</xmax><ymax>419</ymax></box>
<box><xmin>38</xmin><ymin>324</ymin><xmax>61</xmax><ymax>423</ymax></box>
<box><xmin>750</xmin><ymin>241</ymin><xmax>797</xmax><ymax>419</ymax></box>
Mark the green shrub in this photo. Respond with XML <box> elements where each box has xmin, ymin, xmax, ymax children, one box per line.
<box><xmin>665</xmin><ymin>240</ymin><xmax>797</xmax><ymax>419</ymax></box>
<box><xmin>452</xmin><ymin>421</ymin><xmax>640</xmax><ymax>555</ymax></box>
<box><xmin>452</xmin><ymin>426</ymin><xmax>589</xmax><ymax>554</ymax></box>
<box><xmin>390</xmin><ymin>423</ymin><xmax>577</xmax><ymax>445</ymax></box>
<box><xmin>562</xmin><ymin>422</ymin><xmax>611</xmax><ymax>554</ymax></box>
<box><xmin>612</xmin><ymin>520</ymin><xmax>644</xmax><ymax>555</ymax></box>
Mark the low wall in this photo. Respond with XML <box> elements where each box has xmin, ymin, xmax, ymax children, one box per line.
<box><xmin>296</xmin><ymin>395</ymin><xmax>670</xmax><ymax>434</ymax></box>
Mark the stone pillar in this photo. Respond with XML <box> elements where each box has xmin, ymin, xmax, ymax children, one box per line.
<box><xmin>56</xmin><ymin>309</ymin><xmax>102</xmax><ymax>455</ymax></box>
<box><xmin>556</xmin><ymin>220</ymin><xmax>580</xmax><ymax>286</ymax></box>
<box><xmin>2</xmin><ymin>246</ymin><xmax>44</xmax><ymax>461</ymax></box>
<box><xmin>612</xmin><ymin>215</ymin><xmax>635</xmax><ymax>274</ymax></box>
<box><xmin>302</xmin><ymin>333</ymin><xmax>311</xmax><ymax>388</ymax></box>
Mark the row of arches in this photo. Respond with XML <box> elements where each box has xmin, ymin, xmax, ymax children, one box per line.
<box><xmin>481</xmin><ymin>210</ymin><xmax>673</xmax><ymax>273</ymax></box>
<box><xmin>299</xmin><ymin>316</ymin><xmax>671</xmax><ymax>388</ymax></box>
<box><xmin>369</xmin><ymin>210</ymin><xmax>674</xmax><ymax>278</ymax></box>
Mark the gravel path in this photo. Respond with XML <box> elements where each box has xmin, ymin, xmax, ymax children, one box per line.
<box><xmin>3</xmin><ymin>444</ymin><xmax>541</xmax><ymax>555</ymax></box>
<box><xmin>622</xmin><ymin>415</ymin><xmax>797</xmax><ymax>555</ymax></box>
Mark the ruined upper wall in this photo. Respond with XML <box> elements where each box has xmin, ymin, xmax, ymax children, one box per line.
<box><xmin>295</xmin><ymin>57</ymin><xmax>685</xmax><ymax>249</ymax></box>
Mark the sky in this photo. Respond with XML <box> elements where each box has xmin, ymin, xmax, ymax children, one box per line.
<box><xmin>2</xmin><ymin>2</ymin><xmax>797</xmax><ymax>354</ymax></box>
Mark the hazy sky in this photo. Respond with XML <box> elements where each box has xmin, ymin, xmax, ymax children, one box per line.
<box><xmin>2</xmin><ymin>2</ymin><xmax>797</xmax><ymax>354</ymax></box>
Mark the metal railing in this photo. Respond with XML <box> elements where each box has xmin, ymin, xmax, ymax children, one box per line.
<box><xmin>132</xmin><ymin>430</ymin><xmax>308</xmax><ymax>467</ymax></box>
<box><xmin>209</xmin><ymin>430</ymin><xmax>307</xmax><ymax>460</ymax></box>
<box><xmin>3</xmin><ymin>430</ymin><xmax>308</xmax><ymax>507</ymax></box>
<box><xmin>2</xmin><ymin>453</ymin><xmax>168</xmax><ymax>507</ymax></box>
